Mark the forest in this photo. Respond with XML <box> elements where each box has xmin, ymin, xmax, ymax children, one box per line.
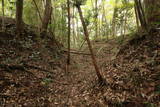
<box><xmin>0</xmin><ymin>0</ymin><xmax>160</xmax><ymax>106</ymax></box>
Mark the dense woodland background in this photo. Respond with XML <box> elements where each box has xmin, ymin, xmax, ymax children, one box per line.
<box><xmin>1</xmin><ymin>0</ymin><xmax>160</xmax><ymax>44</ymax></box>
<box><xmin>0</xmin><ymin>0</ymin><xmax>160</xmax><ymax>106</ymax></box>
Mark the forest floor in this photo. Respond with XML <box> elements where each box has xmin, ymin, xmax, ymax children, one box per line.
<box><xmin>0</xmin><ymin>19</ymin><xmax>160</xmax><ymax>107</ymax></box>
<box><xmin>0</xmin><ymin>30</ymin><xmax>119</xmax><ymax>106</ymax></box>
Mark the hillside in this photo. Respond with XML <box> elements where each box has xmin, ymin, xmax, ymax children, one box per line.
<box><xmin>101</xmin><ymin>30</ymin><xmax>160</xmax><ymax>107</ymax></box>
<box><xmin>0</xmin><ymin>19</ymin><xmax>65</xmax><ymax>106</ymax></box>
<box><xmin>0</xmin><ymin>19</ymin><xmax>160</xmax><ymax>107</ymax></box>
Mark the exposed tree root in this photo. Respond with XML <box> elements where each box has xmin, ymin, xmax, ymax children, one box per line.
<box><xmin>0</xmin><ymin>64</ymin><xmax>54</xmax><ymax>74</ymax></box>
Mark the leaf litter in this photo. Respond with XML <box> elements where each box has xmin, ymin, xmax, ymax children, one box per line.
<box><xmin>0</xmin><ymin>24</ymin><xmax>160</xmax><ymax>106</ymax></box>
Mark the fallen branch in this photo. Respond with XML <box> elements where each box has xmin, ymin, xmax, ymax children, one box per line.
<box><xmin>0</xmin><ymin>64</ymin><xmax>26</xmax><ymax>71</ymax></box>
<box><xmin>24</xmin><ymin>64</ymin><xmax>54</xmax><ymax>74</ymax></box>
<box><xmin>63</xmin><ymin>50</ymin><xmax>91</xmax><ymax>55</ymax></box>
<box><xmin>0</xmin><ymin>64</ymin><xmax>35</xmax><ymax>76</ymax></box>
<box><xmin>0</xmin><ymin>64</ymin><xmax>54</xmax><ymax>74</ymax></box>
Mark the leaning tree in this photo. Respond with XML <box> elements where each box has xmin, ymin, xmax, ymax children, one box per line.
<box><xmin>73</xmin><ymin>0</ymin><xmax>105</xmax><ymax>84</ymax></box>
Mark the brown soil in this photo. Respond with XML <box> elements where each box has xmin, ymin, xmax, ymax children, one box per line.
<box><xmin>0</xmin><ymin>18</ymin><xmax>160</xmax><ymax>107</ymax></box>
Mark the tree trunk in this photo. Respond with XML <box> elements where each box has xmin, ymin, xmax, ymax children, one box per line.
<box><xmin>144</xmin><ymin>0</ymin><xmax>160</xmax><ymax>26</ymax></box>
<box><xmin>95</xmin><ymin>0</ymin><xmax>98</xmax><ymax>38</ymax></box>
<box><xmin>76</xmin><ymin>12</ymin><xmax>80</xmax><ymax>43</ymax></box>
<box><xmin>112</xmin><ymin>0</ymin><xmax>118</xmax><ymax>38</ymax></box>
<box><xmin>134</xmin><ymin>4</ymin><xmax>140</xmax><ymax>30</ymax></box>
<box><xmin>72</xmin><ymin>7</ymin><xmax>77</xmax><ymax>46</ymax></box>
<box><xmin>2</xmin><ymin>0</ymin><xmax>4</xmax><ymax>30</ymax></box>
<box><xmin>42</xmin><ymin>0</ymin><xmax>52</xmax><ymax>31</ymax></box>
<box><xmin>134</xmin><ymin>0</ymin><xmax>148</xmax><ymax>31</ymax></box>
<box><xmin>123</xmin><ymin>0</ymin><xmax>128</xmax><ymax>38</ymax></box>
<box><xmin>16</xmin><ymin>0</ymin><xmax>24</xmax><ymax>35</ymax></box>
<box><xmin>67</xmin><ymin>0</ymin><xmax>71</xmax><ymax>65</ymax></box>
<box><xmin>76</xmin><ymin>5</ymin><xmax>104</xmax><ymax>83</ymax></box>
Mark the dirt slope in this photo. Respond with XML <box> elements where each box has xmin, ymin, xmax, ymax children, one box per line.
<box><xmin>0</xmin><ymin>17</ymin><xmax>159</xmax><ymax>106</ymax></box>
<box><xmin>100</xmin><ymin>30</ymin><xmax>160</xmax><ymax>107</ymax></box>
<box><xmin>0</xmin><ymin>20</ymin><xmax>65</xmax><ymax>106</ymax></box>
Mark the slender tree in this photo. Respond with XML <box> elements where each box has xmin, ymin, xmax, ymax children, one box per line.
<box><xmin>122</xmin><ymin>0</ymin><xmax>129</xmax><ymax>38</ymax></box>
<box><xmin>112</xmin><ymin>0</ymin><xmax>118</xmax><ymax>38</ymax></box>
<box><xmin>1</xmin><ymin>0</ymin><xmax>5</xmax><ymax>30</ymax></box>
<box><xmin>102</xmin><ymin>0</ymin><xmax>108</xmax><ymax>39</ymax></box>
<box><xmin>134</xmin><ymin>4</ymin><xmax>140</xmax><ymax>30</ymax></box>
<box><xmin>144</xmin><ymin>0</ymin><xmax>160</xmax><ymax>26</ymax></box>
<box><xmin>95</xmin><ymin>0</ymin><xmax>98</xmax><ymax>38</ymax></box>
<box><xmin>16</xmin><ymin>0</ymin><xmax>24</xmax><ymax>35</ymax></box>
<box><xmin>72</xmin><ymin>6</ymin><xmax>77</xmax><ymax>46</ymax></box>
<box><xmin>42</xmin><ymin>0</ymin><xmax>52</xmax><ymax>31</ymax></box>
<box><xmin>134</xmin><ymin>0</ymin><xmax>147</xmax><ymax>31</ymax></box>
<box><xmin>75</xmin><ymin>3</ymin><xmax>104</xmax><ymax>83</ymax></box>
<box><xmin>76</xmin><ymin>10</ymin><xmax>80</xmax><ymax>44</ymax></box>
<box><xmin>67</xmin><ymin>0</ymin><xmax>71</xmax><ymax>66</ymax></box>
